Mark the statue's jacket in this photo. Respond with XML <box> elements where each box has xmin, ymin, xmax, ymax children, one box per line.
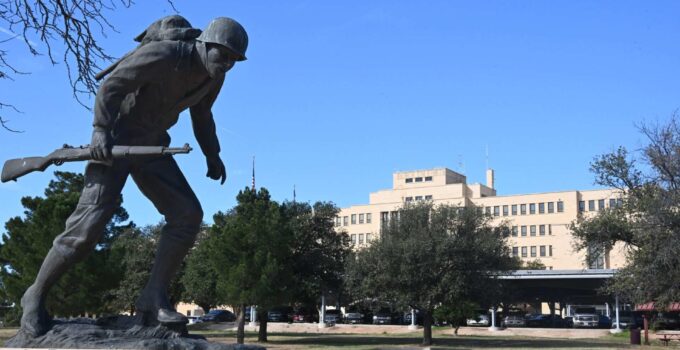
<box><xmin>93</xmin><ymin>40</ymin><xmax>224</xmax><ymax>151</ymax></box>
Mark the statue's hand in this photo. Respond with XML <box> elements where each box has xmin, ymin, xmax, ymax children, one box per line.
<box><xmin>90</xmin><ymin>129</ymin><xmax>113</xmax><ymax>162</ymax></box>
<box><xmin>206</xmin><ymin>155</ymin><xmax>227</xmax><ymax>185</ymax></box>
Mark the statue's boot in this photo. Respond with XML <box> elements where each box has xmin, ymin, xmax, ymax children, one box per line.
<box><xmin>19</xmin><ymin>249</ymin><xmax>70</xmax><ymax>337</ymax></box>
<box><xmin>135</xmin><ymin>236</ymin><xmax>190</xmax><ymax>325</ymax></box>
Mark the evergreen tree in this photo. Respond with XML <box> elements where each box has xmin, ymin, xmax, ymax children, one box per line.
<box><xmin>345</xmin><ymin>202</ymin><xmax>516</xmax><ymax>346</ymax></box>
<box><xmin>0</xmin><ymin>171</ymin><xmax>130</xmax><ymax>322</ymax></box>
<box><xmin>283</xmin><ymin>201</ymin><xmax>351</xmax><ymax>316</ymax></box>
<box><xmin>210</xmin><ymin>187</ymin><xmax>294</xmax><ymax>344</ymax></box>
<box><xmin>181</xmin><ymin>229</ymin><xmax>219</xmax><ymax>314</ymax></box>
<box><xmin>571</xmin><ymin>116</ymin><xmax>680</xmax><ymax>305</ymax></box>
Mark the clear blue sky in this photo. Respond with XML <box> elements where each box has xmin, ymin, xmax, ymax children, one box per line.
<box><xmin>1</xmin><ymin>1</ymin><xmax>679</xmax><ymax>228</ymax></box>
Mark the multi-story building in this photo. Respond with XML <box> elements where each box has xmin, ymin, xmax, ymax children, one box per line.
<box><xmin>336</xmin><ymin>167</ymin><xmax>626</xmax><ymax>270</ymax></box>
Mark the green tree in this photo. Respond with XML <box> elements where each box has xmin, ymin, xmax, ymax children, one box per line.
<box><xmin>108</xmin><ymin>222</ymin><xmax>186</xmax><ymax>314</ymax></box>
<box><xmin>346</xmin><ymin>202</ymin><xmax>516</xmax><ymax>346</ymax></box>
<box><xmin>571</xmin><ymin>116</ymin><xmax>680</xmax><ymax>305</ymax></box>
<box><xmin>283</xmin><ymin>201</ymin><xmax>351</xmax><ymax>318</ymax></box>
<box><xmin>0</xmin><ymin>171</ymin><xmax>130</xmax><ymax>321</ymax></box>
<box><xmin>433</xmin><ymin>301</ymin><xmax>477</xmax><ymax>336</ymax></box>
<box><xmin>181</xmin><ymin>229</ymin><xmax>219</xmax><ymax>314</ymax></box>
<box><xmin>210</xmin><ymin>187</ymin><xmax>294</xmax><ymax>344</ymax></box>
<box><xmin>108</xmin><ymin>225</ymin><xmax>156</xmax><ymax>314</ymax></box>
<box><xmin>521</xmin><ymin>259</ymin><xmax>546</xmax><ymax>270</ymax></box>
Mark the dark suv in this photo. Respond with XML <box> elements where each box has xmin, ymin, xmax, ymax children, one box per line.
<box><xmin>268</xmin><ymin>306</ymin><xmax>294</xmax><ymax>323</ymax></box>
<box><xmin>200</xmin><ymin>309</ymin><xmax>236</xmax><ymax>323</ymax></box>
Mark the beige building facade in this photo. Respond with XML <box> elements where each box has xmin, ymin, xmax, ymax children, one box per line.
<box><xmin>336</xmin><ymin>167</ymin><xmax>627</xmax><ymax>270</ymax></box>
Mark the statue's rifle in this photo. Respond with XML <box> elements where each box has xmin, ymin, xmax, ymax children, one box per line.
<box><xmin>1</xmin><ymin>144</ymin><xmax>192</xmax><ymax>183</ymax></box>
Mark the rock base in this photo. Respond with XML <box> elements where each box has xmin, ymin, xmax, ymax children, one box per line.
<box><xmin>5</xmin><ymin>316</ymin><xmax>264</xmax><ymax>350</ymax></box>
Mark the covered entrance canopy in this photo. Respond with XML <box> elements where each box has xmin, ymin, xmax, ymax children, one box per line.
<box><xmin>499</xmin><ymin>269</ymin><xmax>616</xmax><ymax>305</ymax></box>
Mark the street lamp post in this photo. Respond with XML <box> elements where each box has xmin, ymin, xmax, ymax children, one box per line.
<box><xmin>408</xmin><ymin>308</ymin><xmax>418</xmax><ymax>330</ymax></box>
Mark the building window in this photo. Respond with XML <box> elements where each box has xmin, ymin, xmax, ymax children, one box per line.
<box><xmin>530</xmin><ymin>225</ymin><xmax>536</xmax><ymax>236</ymax></box>
<box><xmin>520</xmin><ymin>204</ymin><xmax>527</xmax><ymax>215</ymax></box>
<box><xmin>539</xmin><ymin>225</ymin><xmax>546</xmax><ymax>236</ymax></box>
<box><xmin>511</xmin><ymin>226</ymin><xmax>518</xmax><ymax>237</ymax></box>
<box><xmin>578</xmin><ymin>201</ymin><xmax>585</xmax><ymax>212</ymax></box>
<box><xmin>512</xmin><ymin>247</ymin><xmax>519</xmax><ymax>257</ymax></box>
<box><xmin>557</xmin><ymin>201</ymin><xmax>564</xmax><ymax>212</ymax></box>
<box><xmin>390</xmin><ymin>211</ymin><xmax>398</xmax><ymax>221</ymax></box>
<box><xmin>549</xmin><ymin>245</ymin><xmax>553</xmax><ymax>256</ymax></box>
<box><xmin>351</xmin><ymin>234</ymin><xmax>357</xmax><ymax>244</ymax></box>
<box><xmin>415</xmin><ymin>177</ymin><xmax>423</xmax><ymax>182</ymax></box>
<box><xmin>343</xmin><ymin>216</ymin><xmax>348</xmax><ymax>226</ymax></box>
<box><xmin>529</xmin><ymin>203</ymin><xmax>536</xmax><ymax>214</ymax></box>
<box><xmin>359</xmin><ymin>214</ymin><xmax>364</xmax><ymax>224</ymax></box>
<box><xmin>351</xmin><ymin>214</ymin><xmax>356</xmax><ymax>225</ymax></box>
<box><xmin>548</xmin><ymin>224</ymin><xmax>552</xmax><ymax>235</ymax></box>
<box><xmin>609</xmin><ymin>198</ymin><xmax>616</xmax><ymax>208</ymax></box>
<box><xmin>485</xmin><ymin>207</ymin><xmax>491</xmax><ymax>215</ymax></box>
<box><xmin>540</xmin><ymin>246</ymin><xmax>546</xmax><ymax>257</ymax></box>
<box><xmin>588</xmin><ymin>245</ymin><xmax>605</xmax><ymax>269</ymax></box>
<box><xmin>493</xmin><ymin>206</ymin><xmax>500</xmax><ymax>217</ymax></box>
<box><xmin>425</xmin><ymin>176</ymin><xmax>433</xmax><ymax>181</ymax></box>
<box><xmin>380</xmin><ymin>212</ymin><xmax>388</xmax><ymax>226</ymax></box>
<box><xmin>521</xmin><ymin>226</ymin><xmax>527</xmax><ymax>237</ymax></box>
<box><xmin>502</xmin><ymin>205</ymin><xmax>509</xmax><ymax>216</ymax></box>
<box><xmin>521</xmin><ymin>246</ymin><xmax>528</xmax><ymax>258</ymax></box>
<box><xmin>335</xmin><ymin>217</ymin><xmax>341</xmax><ymax>227</ymax></box>
<box><xmin>405</xmin><ymin>178</ymin><xmax>413</xmax><ymax>183</ymax></box>
<box><xmin>538</xmin><ymin>202</ymin><xmax>545</xmax><ymax>214</ymax></box>
<box><xmin>598</xmin><ymin>199</ymin><xmax>605</xmax><ymax>211</ymax></box>
<box><xmin>588</xmin><ymin>200</ymin><xmax>595</xmax><ymax>211</ymax></box>
<box><xmin>405</xmin><ymin>197</ymin><xmax>413</xmax><ymax>202</ymax></box>
<box><xmin>425</xmin><ymin>195</ymin><xmax>433</xmax><ymax>200</ymax></box>
<box><xmin>547</xmin><ymin>202</ymin><xmax>555</xmax><ymax>213</ymax></box>
<box><xmin>415</xmin><ymin>196</ymin><xmax>423</xmax><ymax>201</ymax></box>
<box><xmin>511</xmin><ymin>205</ymin><xmax>518</xmax><ymax>215</ymax></box>
<box><xmin>366</xmin><ymin>213</ymin><xmax>372</xmax><ymax>223</ymax></box>
<box><xmin>366</xmin><ymin>233</ymin><xmax>372</xmax><ymax>241</ymax></box>
<box><xmin>358</xmin><ymin>234</ymin><xmax>364</xmax><ymax>244</ymax></box>
<box><xmin>530</xmin><ymin>246</ymin><xmax>537</xmax><ymax>257</ymax></box>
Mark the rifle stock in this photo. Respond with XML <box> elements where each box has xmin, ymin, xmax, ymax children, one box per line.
<box><xmin>1</xmin><ymin>144</ymin><xmax>192</xmax><ymax>183</ymax></box>
<box><xmin>1</xmin><ymin>157</ymin><xmax>52</xmax><ymax>183</ymax></box>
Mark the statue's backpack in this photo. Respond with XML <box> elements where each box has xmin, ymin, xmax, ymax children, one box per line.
<box><xmin>95</xmin><ymin>15</ymin><xmax>201</xmax><ymax>81</ymax></box>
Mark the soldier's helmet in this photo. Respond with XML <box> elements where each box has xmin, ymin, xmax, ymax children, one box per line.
<box><xmin>197</xmin><ymin>17</ymin><xmax>248</xmax><ymax>61</ymax></box>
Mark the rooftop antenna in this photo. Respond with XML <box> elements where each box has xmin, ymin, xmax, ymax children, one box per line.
<box><xmin>458</xmin><ymin>154</ymin><xmax>465</xmax><ymax>174</ymax></box>
<box><xmin>293</xmin><ymin>184</ymin><xmax>296</xmax><ymax>203</ymax></box>
<box><xmin>251</xmin><ymin>156</ymin><xmax>255</xmax><ymax>191</ymax></box>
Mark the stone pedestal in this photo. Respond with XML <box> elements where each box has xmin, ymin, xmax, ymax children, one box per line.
<box><xmin>5</xmin><ymin>316</ymin><xmax>264</xmax><ymax>350</ymax></box>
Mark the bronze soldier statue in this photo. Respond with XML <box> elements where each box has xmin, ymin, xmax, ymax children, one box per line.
<box><xmin>19</xmin><ymin>16</ymin><xmax>248</xmax><ymax>337</ymax></box>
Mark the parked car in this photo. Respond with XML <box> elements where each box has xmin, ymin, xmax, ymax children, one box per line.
<box><xmin>292</xmin><ymin>306</ymin><xmax>318</xmax><ymax>323</ymax></box>
<box><xmin>187</xmin><ymin>316</ymin><xmax>203</xmax><ymax>325</ymax></box>
<box><xmin>573</xmin><ymin>308</ymin><xmax>599</xmax><ymax>328</ymax></box>
<box><xmin>200</xmin><ymin>309</ymin><xmax>236</xmax><ymax>323</ymax></box>
<box><xmin>344</xmin><ymin>311</ymin><xmax>365</xmax><ymax>324</ymax></box>
<box><xmin>563</xmin><ymin>316</ymin><xmax>574</xmax><ymax>328</ymax></box>
<box><xmin>373</xmin><ymin>309</ymin><xmax>393</xmax><ymax>325</ymax></box>
<box><xmin>611</xmin><ymin>313</ymin><xmax>634</xmax><ymax>329</ymax></box>
<box><xmin>466</xmin><ymin>314</ymin><xmax>490</xmax><ymax>327</ymax></box>
<box><xmin>268</xmin><ymin>306</ymin><xmax>294</xmax><ymax>323</ymax></box>
<box><xmin>402</xmin><ymin>309</ymin><xmax>423</xmax><ymax>326</ymax></box>
<box><xmin>525</xmin><ymin>314</ymin><xmax>563</xmax><ymax>328</ymax></box>
<box><xmin>654</xmin><ymin>312</ymin><xmax>680</xmax><ymax>330</ymax></box>
<box><xmin>503</xmin><ymin>314</ymin><xmax>526</xmax><ymax>327</ymax></box>
<box><xmin>323</xmin><ymin>309</ymin><xmax>342</xmax><ymax>324</ymax></box>
<box><xmin>598</xmin><ymin>315</ymin><xmax>612</xmax><ymax>329</ymax></box>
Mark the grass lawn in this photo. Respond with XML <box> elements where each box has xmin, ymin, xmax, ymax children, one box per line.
<box><xmin>0</xmin><ymin>327</ymin><xmax>671</xmax><ymax>349</ymax></box>
<box><xmin>195</xmin><ymin>329</ymin><xmax>670</xmax><ymax>350</ymax></box>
